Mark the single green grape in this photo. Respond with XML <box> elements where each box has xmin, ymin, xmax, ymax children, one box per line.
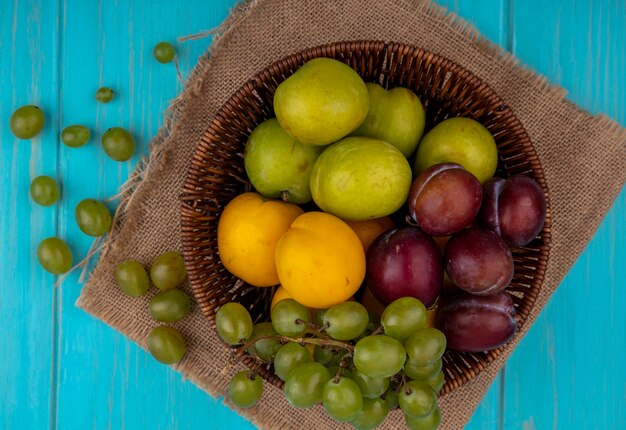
<box><xmin>246</xmin><ymin>322</ymin><xmax>281</xmax><ymax>362</ymax></box>
<box><xmin>425</xmin><ymin>370</ymin><xmax>445</xmax><ymax>393</ymax></box>
<box><xmin>274</xmin><ymin>342</ymin><xmax>311</xmax><ymax>381</ymax></box>
<box><xmin>404</xmin><ymin>328</ymin><xmax>447</xmax><ymax>366</ymax></box>
<box><xmin>61</xmin><ymin>125</ymin><xmax>91</xmax><ymax>148</ymax></box>
<box><xmin>147</xmin><ymin>326</ymin><xmax>186</xmax><ymax>364</ymax></box>
<box><xmin>228</xmin><ymin>371</ymin><xmax>263</xmax><ymax>409</ymax></box>
<box><xmin>351</xmin><ymin>397</ymin><xmax>389</xmax><ymax>430</ymax></box>
<box><xmin>30</xmin><ymin>176</ymin><xmax>60</xmax><ymax>206</ymax></box>
<box><xmin>398</xmin><ymin>381</ymin><xmax>437</xmax><ymax>419</ymax></box>
<box><xmin>148</xmin><ymin>289</ymin><xmax>191</xmax><ymax>322</ymax></box>
<box><xmin>215</xmin><ymin>302</ymin><xmax>253</xmax><ymax>345</ymax></box>
<box><xmin>353</xmin><ymin>335</ymin><xmax>406</xmax><ymax>379</ymax></box>
<box><xmin>323</xmin><ymin>301</ymin><xmax>369</xmax><ymax>341</ymax></box>
<box><xmin>383</xmin><ymin>388</ymin><xmax>399</xmax><ymax>410</ymax></box>
<box><xmin>270</xmin><ymin>298</ymin><xmax>310</xmax><ymax>337</ymax></box>
<box><xmin>322</xmin><ymin>376</ymin><xmax>363</xmax><ymax>422</ymax></box>
<box><xmin>102</xmin><ymin>127</ymin><xmax>135</xmax><ymax>161</ymax></box>
<box><xmin>96</xmin><ymin>87</ymin><xmax>114</xmax><ymax>103</ymax></box>
<box><xmin>314</xmin><ymin>346</ymin><xmax>335</xmax><ymax>365</ymax></box>
<box><xmin>382</xmin><ymin>297</ymin><xmax>427</xmax><ymax>341</ymax></box>
<box><xmin>351</xmin><ymin>368</ymin><xmax>390</xmax><ymax>399</ymax></box>
<box><xmin>153</xmin><ymin>41</ymin><xmax>176</xmax><ymax>63</ymax></box>
<box><xmin>283</xmin><ymin>362</ymin><xmax>330</xmax><ymax>408</ymax></box>
<box><xmin>115</xmin><ymin>260</ymin><xmax>150</xmax><ymax>297</ymax></box>
<box><xmin>37</xmin><ymin>237</ymin><xmax>72</xmax><ymax>275</ymax></box>
<box><xmin>404</xmin><ymin>358</ymin><xmax>442</xmax><ymax>381</ymax></box>
<box><xmin>405</xmin><ymin>406</ymin><xmax>442</xmax><ymax>430</ymax></box>
<box><xmin>150</xmin><ymin>251</ymin><xmax>187</xmax><ymax>290</ymax></box>
<box><xmin>75</xmin><ymin>198</ymin><xmax>112</xmax><ymax>237</ymax></box>
<box><xmin>10</xmin><ymin>105</ymin><xmax>44</xmax><ymax>139</ymax></box>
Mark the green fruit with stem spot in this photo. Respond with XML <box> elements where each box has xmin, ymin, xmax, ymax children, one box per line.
<box><xmin>322</xmin><ymin>376</ymin><xmax>363</xmax><ymax>421</ymax></box>
<box><xmin>352</xmin><ymin>83</ymin><xmax>425</xmax><ymax>157</ymax></box>
<box><xmin>96</xmin><ymin>87</ymin><xmax>114</xmax><ymax>103</ymax></box>
<box><xmin>399</xmin><ymin>381</ymin><xmax>437</xmax><ymax>418</ymax></box>
<box><xmin>10</xmin><ymin>105</ymin><xmax>44</xmax><ymax>139</ymax></box>
<box><xmin>215</xmin><ymin>302</ymin><xmax>253</xmax><ymax>345</ymax></box>
<box><xmin>228</xmin><ymin>371</ymin><xmax>263</xmax><ymax>408</ymax></box>
<box><xmin>271</xmin><ymin>298</ymin><xmax>310</xmax><ymax>337</ymax></box>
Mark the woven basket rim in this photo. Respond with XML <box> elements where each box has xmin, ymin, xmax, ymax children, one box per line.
<box><xmin>180</xmin><ymin>40</ymin><xmax>552</xmax><ymax>396</ymax></box>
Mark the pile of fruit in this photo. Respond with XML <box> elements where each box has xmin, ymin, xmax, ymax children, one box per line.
<box><xmin>213</xmin><ymin>57</ymin><xmax>547</xmax><ymax>429</ymax></box>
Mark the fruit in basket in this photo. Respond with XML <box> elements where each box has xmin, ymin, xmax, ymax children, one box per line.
<box><xmin>271</xmin><ymin>298</ymin><xmax>311</xmax><ymax>337</ymax></box>
<box><xmin>404</xmin><ymin>358</ymin><xmax>442</xmax><ymax>380</ymax></box>
<box><xmin>353</xmin><ymin>335</ymin><xmax>406</xmax><ymax>378</ymax></box>
<box><xmin>322</xmin><ymin>376</ymin><xmax>364</xmax><ymax>421</ymax></box>
<box><xmin>352</xmin><ymin>83</ymin><xmax>426</xmax><ymax>157</ymax></box>
<box><xmin>150</xmin><ymin>251</ymin><xmax>187</xmax><ymax>290</ymax></box>
<box><xmin>37</xmin><ymin>237</ymin><xmax>72</xmax><ymax>274</ymax></box>
<box><xmin>283</xmin><ymin>362</ymin><xmax>331</xmax><ymax>408</ymax></box>
<box><xmin>310</xmin><ymin>137</ymin><xmax>412</xmax><ymax>220</ymax></box>
<box><xmin>399</xmin><ymin>380</ymin><xmax>437</xmax><ymax>418</ymax></box>
<box><xmin>275</xmin><ymin>212</ymin><xmax>365</xmax><ymax>308</ymax></box>
<box><xmin>436</xmin><ymin>291</ymin><xmax>517</xmax><ymax>352</ymax></box>
<box><xmin>408</xmin><ymin>163</ymin><xmax>483</xmax><ymax>236</ymax></box>
<box><xmin>404</xmin><ymin>328</ymin><xmax>447</xmax><ymax>366</ymax></box>
<box><xmin>323</xmin><ymin>301</ymin><xmax>369</xmax><ymax>340</ymax></box>
<box><xmin>366</xmin><ymin>227</ymin><xmax>442</xmax><ymax>307</ymax></box>
<box><xmin>246</xmin><ymin>322</ymin><xmax>282</xmax><ymax>361</ymax></box>
<box><xmin>244</xmin><ymin>118</ymin><xmax>323</xmax><ymax>204</ymax></box>
<box><xmin>414</xmin><ymin>117</ymin><xmax>498</xmax><ymax>184</ymax></box>
<box><xmin>351</xmin><ymin>397</ymin><xmax>389</xmax><ymax>430</ymax></box>
<box><xmin>351</xmin><ymin>368</ymin><xmax>390</xmax><ymax>399</ymax></box>
<box><xmin>228</xmin><ymin>371</ymin><xmax>264</xmax><ymax>408</ymax></box>
<box><xmin>274</xmin><ymin>342</ymin><xmax>312</xmax><ymax>381</ymax></box>
<box><xmin>381</xmin><ymin>297</ymin><xmax>428</xmax><ymax>341</ymax></box>
<box><xmin>480</xmin><ymin>175</ymin><xmax>547</xmax><ymax>246</ymax></box>
<box><xmin>344</xmin><ymin>216</ymin><xmax>395</xmax><ymax>252</ymax></box>
<box><xmin>444</xmin><ymin>228</ymin><xmax>513</xmax><ymax>295</ymax></box>
<box><xmin>218</xmin><ymin>192</ymin><xmax>303</xmax><ymax>287</ymax></box>
<box><xmin>273</xmin><ymin>57</ymin><xmax>369</xmax><ymax>146</ymax></box>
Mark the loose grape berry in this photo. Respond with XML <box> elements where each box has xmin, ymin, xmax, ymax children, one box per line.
<box><xmin>75</xmin><ymin>198</ymin><xmax>112</xmax><ymax>237</ymax></box>
<box><xmin>425</xmin><ymin>370</ymin><xmax>445</xmax><ymax>392</ymax></box>
<box><xmin>351</xmin><ymin>397</ymin><xmax>389</xmax><ymax>430</ymax></box>
<box><xmin>228</xmin><ymin>371</ymin><xmax>263</xmax><ymax>409</ymax></box>
<box><xmin>274</xmin><ymin>342</ymin><xmax>311</xmax><ymax>381</ymax></box>
<box><xmin>30</xmin><ymin>176</ymin><xmax>60</xmax><ymax>206</ymax></box>
<box><xmin>61</xmin><ymin>125</ymin><xmax>91</xmax><ymax>148</ymax></box>
<box><xmin>323</xmin><ymin>301</ymin><xmax>369</xmax><ymax>341</ymax></box>
<box><xmin>404</xmin><ymin>328</ymin><xmax>446</xmax><ymax>366</ymax></box>
<box><xmin>322</xmin><ymin>377</ymin><xmax>363</xmax><ymax>421</ymax></box>
<box><xmin>102</xmin><ymin>127</ymin><xmax>135</xmax><ymax>161</ymax></box>
<box><xmin>404</xmin><ymin>358</ymin><xmax>442</xmax><ymax>381</ymax></box>
<box><xmin>283</xmin><ymin>362</ymin><xmax>330</xmax><ymax>408</ymax></box>
<box><xmin>353</xmin><ymin>335</ymin><xmax>406</xmax><ymax>379</ymax></box>
<box><xmin>382</xmin><ymin>297</ymin><xmax>427</xmax><ymax>340</ymax></box>
<box><xmin>153</xmin><ymin>41</ymin><xmax>175</xmax><ymax>63</ymax></box>
<box><xmin>246</xmin><ymin>322</ymin><xmax>281</xmax><ymax>362</ymax></box>
<box><xmin>148</xmin><ymin>289</ymin><xmax>191</xmax><ymax>322</ymax></box>
<box><xmin>270</xmin><ymin>298</ymin><xmax>310</xmax><ymax>337</ymax></box>
<box><xmin>215</xmin><ymin>302</ymin><xmax>253</xmax><ymax>345</ymax></box>
<box><xmin>150</xmin><ymin>251</ymin><xmax>186</xmax><ymax>290</ymax></box>
<box><xmin>405</xmin><ymin>406</ymin><xmax>442</xmax><ymax>430</ymax></box>
<box><xmin>37</xmin><ymin>237</ymin><xmax>72</xmax><ymax>275</ymax></box>
<box><xmin>10</xmin><ymin>105</ymin><xmax>44</xmax><ymax>139</ymax></box>
<box><xmin>115</xmin><ymin>260</ymin><xmax>149</xmax><ymax>297</ymax></box>
<box><xmin>96</xmin><ymin>87</ymin><xmax>114</xmax><ymax>103</ymax></box>
<box><xmin>351</xmin><ymin>368</ymin><xmax>389</xmax><ymax>399</ymax></box>
<box><xmin>399</xmin><ymin>381</ymin><xmax>437</xmax><ymax>418</ymax></box>
<box><xmin>147</xmin><ymin>326</ymin><xmax>186</xmax><ymax>364</ymax></box>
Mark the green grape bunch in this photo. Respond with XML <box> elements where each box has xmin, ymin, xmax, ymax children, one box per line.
<box><xmin>213</xmin><ymin>296</ymin><xmax>447</xmax><ymax>428</ymax></box>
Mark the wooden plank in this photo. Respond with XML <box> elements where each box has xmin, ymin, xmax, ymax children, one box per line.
<box><xmin>53</xmin><ymin>0</ymin><xmax>253</xmax><ymax>429</ymax></box>
<box><xmin>432</xmin><ymin>1</ymin><xmax>508</xmax><ymax>428</ymax></box>
<box><xmin>0</xmin><ymin>0</ymin><xmax>60</xmax><ymax>428</ymax></box>
<box><xmin>504</xmin><ymin>0</ymin><xmax>626</xmax><ymax>428</ymax></box>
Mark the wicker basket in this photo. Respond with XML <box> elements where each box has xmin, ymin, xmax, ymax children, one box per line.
<box><xmin>180</xmin><ymin>40</ymin><xmax>551</xmax><ymax>395</ymax></box>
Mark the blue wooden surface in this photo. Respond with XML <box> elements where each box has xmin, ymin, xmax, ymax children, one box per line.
<box><xmin>1</xmin><ymin>0</ymin><xmax>624</xmax><ymax>429</ymax></box>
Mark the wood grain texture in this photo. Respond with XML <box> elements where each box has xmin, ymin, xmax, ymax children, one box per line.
<box><xmin>0</xmin><ymin>0</ymin><xmax>624</xmax><ymax>429</ymax></box>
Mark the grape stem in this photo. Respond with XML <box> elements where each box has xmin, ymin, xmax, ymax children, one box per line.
<box><xmin>234</xmin><ymin>334</ymin><xmax>354</xmax><ymax>359</ymax></box>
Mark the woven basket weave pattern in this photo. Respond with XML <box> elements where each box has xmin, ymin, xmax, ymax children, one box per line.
<box><xmin>180</xmin><ymin>40</ymin><xmax>551</xmax><ymax>395</ymax></box>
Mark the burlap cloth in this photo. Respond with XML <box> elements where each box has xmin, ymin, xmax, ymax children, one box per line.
<box><xmin>76</xmin><ymin>0</ymin><xmax>626</xmax><ymax>428</ymax></box>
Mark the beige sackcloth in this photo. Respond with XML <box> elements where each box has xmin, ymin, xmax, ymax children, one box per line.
<box><xmin>76</xmin><ymin>0</ymin><xmax>626</xmax><ymax>428</ymax></box>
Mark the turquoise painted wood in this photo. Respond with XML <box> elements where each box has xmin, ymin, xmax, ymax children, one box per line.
<box><xmin>1</xmin><ymin>1</ymin><xmax>624</xmax><ymax>429</ymax></box>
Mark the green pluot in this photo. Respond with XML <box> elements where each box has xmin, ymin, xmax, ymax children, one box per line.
<box><xmin>244</xmin><ymin>119</ymin><xmax>323</xmax><ymax>204</ymax></box>
<box><xmin>352</xmin><ymin>83</ymin><xmax>426</xmax><ymax>157</ymax></box>
<box><xmin>273</xmin><ymin>58</ymin><xmax>369</xmax><ymax>146</ymax></box>
<box><xmin>310</xmin><ymin>136</ymin><xmax>412</xmax><ymax>221</ymax></box>
<box><xmin>414</xmin><ymin>117</ymin><xmax>498</xmax><ymax>184</ymax></box>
